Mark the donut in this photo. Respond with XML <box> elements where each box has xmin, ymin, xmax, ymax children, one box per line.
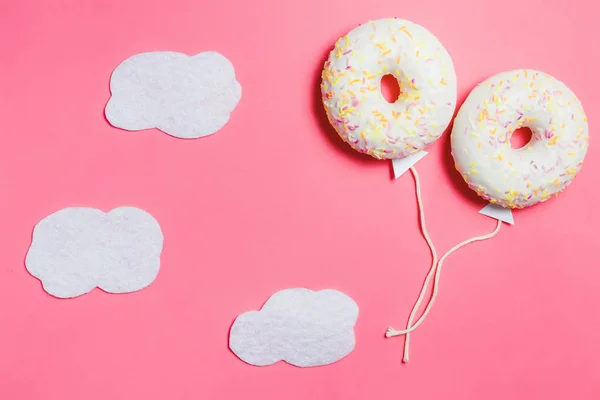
<box><xmin>451</xmin><ymin>69</ymin><xmax>589</xmax><ymax>209</ymax></box>
<box><xmin>320</xmin><ymin>18</ymin><xmax>457</xmax><ymax>160</ymax></box>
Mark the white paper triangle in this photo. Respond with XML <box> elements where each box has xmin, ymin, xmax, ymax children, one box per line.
<box><xmin>392</xmin><ymin>151</ymin><xmax>428</xmax><ymax>179</ymax></box>
<box><xmin>479</xmin><ymin>203</ymin><xmax>514</xmax><ymax>225</ymax></box>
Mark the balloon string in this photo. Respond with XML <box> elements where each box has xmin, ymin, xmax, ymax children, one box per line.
<box><xmin>386</xmin><ymin>166</ymin><xmax>503</xmax><ymax>362</ymax></box>
<box><xmin>393</xmin><ymin>167</ymin><xmax>438</xmax><ymax>363</ymax></box>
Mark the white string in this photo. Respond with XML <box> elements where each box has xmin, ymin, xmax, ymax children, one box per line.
<box><xmin>386</xmin><ymin>166</ymin><xmax>503</xmax><ymax>362</ymax></box>
<box><xmin>396</xmin><ymin>166</ymin><xmax>438</xmax><ymax>363</ymax></box>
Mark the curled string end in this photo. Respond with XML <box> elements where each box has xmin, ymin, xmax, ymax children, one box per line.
<box><xmin>385</xmin><ymin>327</ymin><xmax>401</xmax><ymax>338</ymax></box>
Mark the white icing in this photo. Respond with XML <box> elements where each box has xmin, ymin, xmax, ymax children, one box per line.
<box><xmin>451</xmin><ymin>69</ymin><xmax>589</xmax><ymax>208</ymax></box>
<box><xmin>321</xmin><ymin>18</ymin><xmax>457</xmax><ymax>160</ymax></box>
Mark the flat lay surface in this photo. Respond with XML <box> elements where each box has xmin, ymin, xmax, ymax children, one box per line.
<box><xmin>0</xmin><ymin>0</ymin><xmax>598</xmax><ymax>399</ymax></box>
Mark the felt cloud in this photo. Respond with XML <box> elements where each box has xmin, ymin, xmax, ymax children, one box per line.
<box><xmin>25</xmin><ymin>207</ymin><xmax>163</xmax><ymax>299</ymax></box>
<box><xmin>229</xmin><ymin>288</ymin><xmax>359</xmax><ymax>367</ymax></box>
<box><xmin>105</xmin><ymin>51</ymin><xmax>242</xmax><ymax>139</ymax></box>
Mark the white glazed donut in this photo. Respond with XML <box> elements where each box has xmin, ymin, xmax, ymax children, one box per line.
<box><xmin>451</xmin><ymin>69</ymin><xmax>589</xmax><ymax>209</ymax></box>
<box><xmin>321</xmin><ymin>18</ymin><xmax>457</xmax><ymax>160</ymax></box>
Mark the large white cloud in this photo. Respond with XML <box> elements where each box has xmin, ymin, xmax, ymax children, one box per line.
<box><xmin>229</xmin><ymin>288</ymin><xmax>359</xmax><ymax>367</ymax></box>
<box><xmin>105</xmin><ymin>51</ymin><xmax>242</xmax><ymax>139</ymax></box>
<box><xmin>25</xmin><ymin>207</ymin><xmax>163</xmax><ymax>299</ymax></box>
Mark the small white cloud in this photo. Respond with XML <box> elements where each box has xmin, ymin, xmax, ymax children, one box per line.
<box><xmin>229</xmin><ymin>288</ymin><xmax>359</xmax><ymax>367</ymax></box>
<box><xmin>25</xmin><ymin>207</ymin><xmax>163</xmax><ymax>299</ymax></box>
<box><xmin>105</xmin><ymin>51</ymin><xmax>242</xmax><ymax>139</ymax></box>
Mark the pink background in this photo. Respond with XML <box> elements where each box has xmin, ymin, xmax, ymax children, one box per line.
<box><xmin>1</xmin><ymin>0</ymin><xmax>598</xmax><ymax>399</ymax></box>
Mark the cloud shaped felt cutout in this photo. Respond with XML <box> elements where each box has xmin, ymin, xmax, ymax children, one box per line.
<box><xmin>25</xmin><ymin>207</ymin><xmax>163</xmax><ymax>299</ymax></box>
<box><xmin>229</xmin><ymin>288</ymin><xmax>359</xmax><ymax>367</ymax></box>
<box><xmin>105</xmin><ymin>51</ymin><xmax>242</xmax><ymax>139</ymax></box>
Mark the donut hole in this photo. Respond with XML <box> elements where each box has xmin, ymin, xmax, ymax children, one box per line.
<box><xmin>510</xmin><ymin>127</ymin><xmax>533</xmax><ymax>149</ymax></box>
<box><xmin>380</xmin><ymin>74</ymin><xmax>401</xmax><ymax>103</ymax></box>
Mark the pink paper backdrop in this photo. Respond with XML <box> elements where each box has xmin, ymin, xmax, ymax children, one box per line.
<box><xmin>1</xmin><ymin>1</ymin><xmax>598</xmax><ymax>399</ymax></box>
